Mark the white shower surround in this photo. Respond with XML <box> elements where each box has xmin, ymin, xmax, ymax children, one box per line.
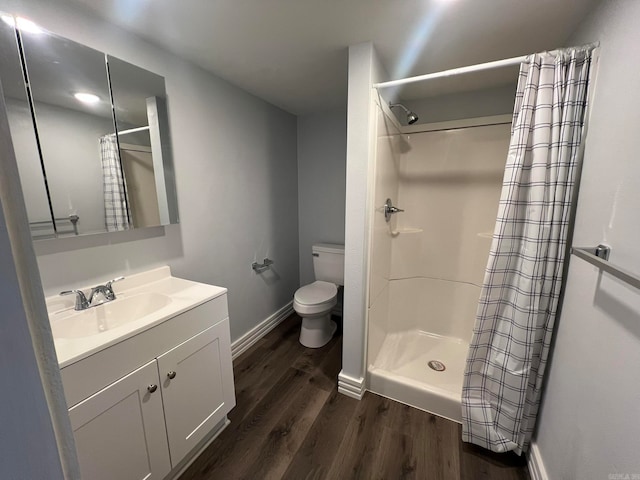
<box><xmin>366</xmin><ymin>101</ymin><xmax>510</xmax><ymax>421</ymax></box>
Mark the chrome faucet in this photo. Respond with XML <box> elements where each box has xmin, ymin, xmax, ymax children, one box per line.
<box><xmin>60</xmin><ymin>276</ymin><xmax>125</xmax><ymax>311</ymax></box>
<box><xmin>59</xmin><ymin>289</ymin><xmax>90</xmax><ymax>311</ymax></box>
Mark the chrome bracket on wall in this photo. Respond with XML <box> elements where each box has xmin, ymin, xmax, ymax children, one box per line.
<box><xmin>252</xmin><ymin>258</ymin><xmax>274</xmax><ymax>273</ymax></box>
<box><xmin>571</xmin><ymin>245</ymin><xmax>640</xmax><ymax>290</ymax></box>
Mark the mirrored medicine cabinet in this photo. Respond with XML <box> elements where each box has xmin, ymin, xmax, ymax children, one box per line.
<box><xmin>0</xmin><ymin>13</ymin><xmax>179</xmax><ymax>239</ymax></box>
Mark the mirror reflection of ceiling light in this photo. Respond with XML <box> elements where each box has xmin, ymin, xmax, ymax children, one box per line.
<box><xmin>0</xmin><ymin>15</ymin><xmax>14</xmax><ymax>27</ymax></box>
<box><xmin>1</xmin><ymin>15</ymin><xmax>44</xmax><ymax>34</ymax></box>
<box><xmin>73</xmin><ymin>92</ymin><xmax>101</xmax><ymax>104</ymax></box>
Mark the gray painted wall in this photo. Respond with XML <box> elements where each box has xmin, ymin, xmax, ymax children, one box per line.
<box><xmin>5</xmin><ymin>0</ymin><xmax>299</xmax><ymax>342</ymax></box>
<box><xmin>534</xmin><ymin>1</ymin><xmax>640</xmax><ymax>478</ymax></box>
<box><xmin>0</xmin><ymin>123</ymin><xmax>66</xmax><ymax>480</ymax></box>
<box><xmin>297</xmin><ymin>110</ymin><xmax>347</xmax><ymax>286</ymax></box>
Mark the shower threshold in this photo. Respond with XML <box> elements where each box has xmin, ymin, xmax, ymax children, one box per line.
<box><xmin>367</xmin><ymin>330</ymin><xmax>468</xmax><ymax>423</ymax></box>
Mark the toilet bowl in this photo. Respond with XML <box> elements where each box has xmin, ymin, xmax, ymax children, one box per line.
<box><xmin>293</xmin><ymin>243</ymin><xmax>344</xmax><ymax>348</ymax></box>
<box><xmin>294</xmin><ymin>280</ymin><xmax>338</xmax><ymax>348</ymax></box>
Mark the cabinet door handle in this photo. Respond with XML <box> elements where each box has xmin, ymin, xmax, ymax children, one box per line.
<box><xmin>167</xmin><ymin>371</ymin><xmax>176</xmax><ymax>379</ymax></box>
<box><xmin>147</xmin><ymin>384</ymin><xmax>158</xmax><ymax>393</ymax></box>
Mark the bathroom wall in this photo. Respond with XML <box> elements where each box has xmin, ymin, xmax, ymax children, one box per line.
<box><xmin>4</xmin><ymin>0</ymin><xmax>300</xmax><ymax>342</ymax></box>
<box><xmin>366</xmin><ymin>115</ymin><xmax>509</xmax><ymax>368</ymax></box>
<box><xmin>297</xmin><ymin>109</ymin><xmax>347</xmax><ymax>286</ymax></box>
<box><xmin>534</xmin><ymin>0</ymin><xmax>640</xmax><ymax>478</ymax></box>
<box><xmin>0</xmin><ymin>192</ymin><xmax>65</xmax><ymax>480</ymax></box>
<box><xmin>390</xmin><ymin>123</ymin><xmax>509</xmax><ymax>340</ymax></box>
<box><xmin>366</xmin><ymin>100</ymin><xmax>401</xmax><ymax>367</ymax></box>
<box><xmin>341</xmin><ymin>42</ymin><xmax>387</xmax><ymax>393</ymax></box>
<box><xmin>403</xmin><ymin>84</ymin><xmax>516</xmax><ymax>125</ymax></box>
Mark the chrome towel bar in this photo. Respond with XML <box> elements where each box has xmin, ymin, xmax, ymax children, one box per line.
<box><xmin>571</xmin><ymin>246</ymin><xmax>640</xmax><ymax>290</ymax></box>
<box><xmin>29</xmin><ymin>214</ymin><xmax>80</xmax><ymax>238</ymax></box>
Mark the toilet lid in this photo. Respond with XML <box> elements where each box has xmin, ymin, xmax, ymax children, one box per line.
<box><xmin>295</xmin><ymin>281</ymin><xmax>337</xmax><ymax>305</ymax></box>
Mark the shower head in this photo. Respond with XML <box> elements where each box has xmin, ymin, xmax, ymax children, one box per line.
<box><xmin>389</xmin><ymin>103</ymin><xmax>419</xmax><ymax>125</ymax></box>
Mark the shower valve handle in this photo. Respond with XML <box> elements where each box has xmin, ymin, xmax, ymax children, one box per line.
<box><xmin>384</xmin><ymin>198</ymin><xmax>404</xmax><ymax>222</ymax></box>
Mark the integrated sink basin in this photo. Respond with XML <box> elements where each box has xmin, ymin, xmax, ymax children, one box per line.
<box><xmin>47</xmin><ymin>266</ymin><xmax>228</xmax><ymax>368</ymax></box>
<box><xmin>51</xmin><ymin>292</ymin><xmax>173</xmax><ymax>339</ymax></box>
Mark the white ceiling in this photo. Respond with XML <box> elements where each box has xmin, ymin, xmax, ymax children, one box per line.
<box><xmin>69</xmin><ymin>0</ymin><xmax>600</xmax><ymax>115</ymax></box>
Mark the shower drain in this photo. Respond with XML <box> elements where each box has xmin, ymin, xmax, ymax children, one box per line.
<box><xmin>428</xmin><ymin>360</ymin><xmax>446</xmax><ymax>372</ymax></box>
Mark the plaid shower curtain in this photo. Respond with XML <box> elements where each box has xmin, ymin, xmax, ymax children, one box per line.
<box><xmin>462</xmin><ymin>46</ymin><xmax>595</xmax><ymax>454</ymax></box>
<box><xmin>99</xmin><ymin>135</ymin><xmax>130</xmax><ymax>231</ymax></box>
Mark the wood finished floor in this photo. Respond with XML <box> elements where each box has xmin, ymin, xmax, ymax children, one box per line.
<box><xmin>180</xmin><ymin>314</ymin><xmax>529</xmax><ymax>480</ymax></box>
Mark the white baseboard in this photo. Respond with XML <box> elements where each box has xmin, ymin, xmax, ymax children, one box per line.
<box><xmin>231</xmin><ymin>301</ymin><xmax>294</xmax><ymax>360</ymax></box>
<box><xmin>338</xmin><ymin>371</ymin><xmax>365</xmax><ymax>400</ymax></box>
<box><xmin>528</xmin><ymin>442</ymin><xmax>549</xmax><ymax>480</ymax></box>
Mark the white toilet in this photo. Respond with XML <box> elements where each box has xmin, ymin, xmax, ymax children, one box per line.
<box><xmin>293</xmin><ymin>243</ymin><xmax>344</xmax><ymax>348</ymax></box>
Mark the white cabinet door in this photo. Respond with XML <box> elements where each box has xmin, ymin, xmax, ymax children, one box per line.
<box><xmin>157</xmin><ymin>319</ymin><xmax>235</xmax><ymax>465</ymax></box>
<box><xmin>69</xmin><ymin>360</ymin><xmax>171</xmax><ymax>480</ymax></box>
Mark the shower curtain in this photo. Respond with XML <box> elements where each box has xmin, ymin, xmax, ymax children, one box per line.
<box><xmin>462</xmin><ymin>46</ymin><xmax>595</xmax><ymax>454</ymax></box>
<box><xmin>99</xmin><ymin>135</ymin><xmax>130</xmax><ymax>231</ymax></box>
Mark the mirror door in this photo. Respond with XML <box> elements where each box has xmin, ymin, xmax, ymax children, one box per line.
<box><xmin>107</xmin><ymin>56</ymin><xmax>177</xmax><ymax>228</ymax></box>
<box><xmin>20</xmin><ymin>28</ymin><xmax>124</xmax><ymax>235</ymax></box>
<box><xmin>0</xmin><ymin>15</ymin><xmax>53</xmax><ymax>237</ymax></box>
<box><xmin>0</xmin><ymin>14</ymin><xmax>179</xmax><ymax>239</ymax></box>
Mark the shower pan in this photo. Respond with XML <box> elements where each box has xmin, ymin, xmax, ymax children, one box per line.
<box><xmin>366</xmin><ymin>103</ymin><xmax>511</xmax><ymax>421</ymax></box>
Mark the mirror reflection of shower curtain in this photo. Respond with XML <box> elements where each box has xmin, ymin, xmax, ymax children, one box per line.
<box><xmin>461</xmin><ymin>45</ymin><xmax>596</xmax><ymax>455</ymax></box>
<box><xmin>99</xmin><ymin>135</ymin><xmax>130</xmax><ymax>231</ymax></box>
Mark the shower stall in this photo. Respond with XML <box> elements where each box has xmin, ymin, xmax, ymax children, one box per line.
<box><xmin>366</xmin><ymin>99</ymin><xmax>511</xmax><ymax>421</ymax></box>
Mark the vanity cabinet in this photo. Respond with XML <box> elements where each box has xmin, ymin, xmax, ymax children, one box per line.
<box><xmin>158</xmin><ymin>321</ymin><xmax>233</xmax><ymax>465</ymax></box>
<box><xmin>69</xmin><ymin>360</ymin><xmax>171</xmax><ymax>480</ymax></box>
<box><xmin>61</xmin><ymin>294</ymin><xmax>235</xmax><ymax>480</ymax></box>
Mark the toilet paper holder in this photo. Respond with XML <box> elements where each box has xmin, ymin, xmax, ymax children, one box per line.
<box><xmin>252</xmin><ymin>258</ymin><xmax>274</xmax><ymax>273</ymax></box>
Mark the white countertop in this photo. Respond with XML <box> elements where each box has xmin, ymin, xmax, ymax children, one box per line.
<box><xmin>47</xmin><ymin>266</ymin><xmax>227</xmax><ymax>368</ymax></box>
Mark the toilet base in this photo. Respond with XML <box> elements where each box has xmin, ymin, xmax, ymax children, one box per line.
<box><xmin>299</xmin><ymin>314</ymin><xmax>337</xmax><ymax>348</ymax></box>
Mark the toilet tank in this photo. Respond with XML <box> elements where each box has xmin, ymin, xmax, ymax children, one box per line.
<box><xmin>312</xmin><ymin>243</ymin><xmax>345</xmax><ymax>285</ymax></box>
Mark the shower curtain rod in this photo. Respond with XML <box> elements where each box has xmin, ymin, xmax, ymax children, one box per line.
<box><xmin>117</xmin><ymin>125</ymin><xmax>149</xmax><ymax>136</ymax></box>
<box><xmin>373</xmin><ymin>55</ymin><xmax>527</xmax><ymax>89</ymax></box>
